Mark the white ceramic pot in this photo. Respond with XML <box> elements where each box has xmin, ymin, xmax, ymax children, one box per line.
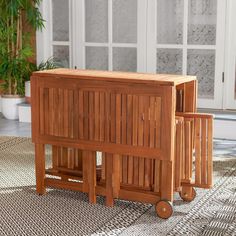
<box><xmin>1</xmin><ymin>95</ymin><xmax>25</xmax><ymax>120</ymax></box>
<box><xmin>25</xmin><ymin>81</ymin><xmax>31</xmax><ymax>103</ymax></box>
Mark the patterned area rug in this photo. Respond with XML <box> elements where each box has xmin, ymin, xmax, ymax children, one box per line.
<box><xmin>0</xmin><ymin>137</ymin><xmax>235</xmax><ymax>236</ymax></box>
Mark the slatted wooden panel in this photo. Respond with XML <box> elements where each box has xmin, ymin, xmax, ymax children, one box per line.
<box><xmin>50</xmin><ymin>146</ymin><xmax>83</xmax><ymax>173</ymax></box>
<box><xmin>178</xmin><ymin>113</ymin><xmax>213</xmax><ymax>189</ymax></box>
<box><xmin>95</xmin><ymin>94</ymin><xmax>162</xmax><ymax>190</ymax></box>
<box><xmin>193</xmin><ymin>116</ymin><xmax>213</xmax><ymax>187</ymax></box>
<box><xmin>41</xmin><ymin>88</ymin><xmax>162</xmax><ymax>190</ymax></box>
<box><xmin>39</xmin><ymin>88</ymin><xmax>162</xmax><ymax>148</ymax></box>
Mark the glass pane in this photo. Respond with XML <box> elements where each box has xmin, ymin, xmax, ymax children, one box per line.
<box><xmin>85</xmin><ymin>0</ymin><xmax>108</xmax><ymax>43</ymax></box>
<box><xmin>188</xmin><ymin>0</ymin><xmax>217</xmax><ymax>45</ymax></box>
<box><xmin>156</xmin><ymin>0</ymin><xmax>184</xmax><ymax>44</ymax></box>
<box><xmin>156</xmin><ymin>49</ymin><xmax>182</xmax><ymax>74</ymax></box>
<box><xmin>52</xmin><ymin>0</ymin><xmax>69</xmax><ymax>41</ymax></box>
<box><xmin>113</xmin><ymin>0</ymin><xmax>137</xmax><ymax>43</ymax></box>
<box><xmin>187</xmin><ymin>49</ymin><xmax>215</xmax><ymax>99</ymax></box>
<box><xmin>113</xmin><ymin>47</ymin><xmax>137</xmax><ymax>72</ymax></box>
<box><xmin>86</xmin><ymin>47</ymin><xmax>108</xmax><ymax>70</ymax></box>
<box><xmin>53</xmin><ymin>45</ymin><xmax>70</xmax><ymax>68</ymax></box>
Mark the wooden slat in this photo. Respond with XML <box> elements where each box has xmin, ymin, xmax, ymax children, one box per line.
<box><xmin>63</xmin><ymin>90</ymin><xmax>69</xmax><ymax>137</ymax></box>
<box><xmin>43</xmin><ymin>88</ymin><xmax>49</xmax><ymax>135</ymax></box>
<box><xmin>127</xmin><ymin>95</ymin><xmax>133</xmax><ymax>185</ymax></box>
<box><xmin>39</xmin><ymin>88</ymin><xmax>45</xmax><ymax>135</ymax></box>
<box><xmin>105</xmin><ymin>92</ymin><xmax>111</xmax><ymax>142</ymax></box>
<box><xmin>83</xmin><ymin>91</ymin><xmax>89</xmax><ymax>140</ymax></box>
<box><xmin>68</xmin><ymin>90</ymin><xmax>74</xmax><ymax>138</ymax></box>
<box><xmin>57</xmin><ymin>146</ymin><xmax>62</xmax><ymax>167</ymax></box>
<box><xmin>99</xmin><ymin>92</ymin><xmax>105</xmax><ymax>142</ymax></box>
<box><xmin>149</xmin><ymin>97</ymin><xmax>155</xmax><ymax>148</ymax></box>
<box><xmin>75</xmin><ymin>149</ymin><xmax>83</xmax><ymax>171</ymax></box>
<box><xmin>58</xmin><ymin>89</ymin><xmax>64</xmax><ymax>137</ymax></box>
<box><xmin>153</xmin><ymin>160</ymin><xmax>161</xmax><ymax>193</ymax></box>
<box><xmin>121</xmin><ymin>94</ymin><xmax>128</xmax><ymax>184</ymax></box>
<box><xmin>132</xmin><ymin>95</ymin><xmax>139</xmax><ymax>186</ymax></box>
<box><xmin>174</xmin><ymin>119</ymin><xmax>181</xmax><ymax>189</ymax></box>
<box><xmin>138</xmin><ymin>96</ymin><xmax>144</xmax><ymax>187</ymax></box>
<box><xmin>94</xmin><ymin>92</ymin><xmax>100</xmax><ymax>141</ymax></box>
<box><xmin>185</xmin><ymin>121</ymin><xmax>191</xmax><ymax>180</ymax></box>
<box><xmin>110</xmin><ymin>93</ymin><xmax>116</xmax><ymax>143</ymax></box>
<box><xmin>62</xmin><ymin>147</ymin><xmax>68</xmax><ymax>168</ymax></box>
<box><xmin>53</xmin><ymin>88</ymin><xmax>59</xmax><ymax>136</ymax></box>
<box><xmin>48</xmin><ymin>88</ymin><xmax>54</xmax><ymax>135</ymax></box>
<box><xmin>73</xmin><ymin>90</ymin><xmax>79</xmax><ymax>139</ymax></box>
<box><xmin>41</xmin><ymin>136</ymin><xmax>163</xmax><ymax>159</ymax></box>
<box><xmin>155</xmin><ymin>97</ymin><xmax>161</xmax><ymax>148</ymax></box>
<box><xmin>114</xmin><ymin>94</ymin><xmax>122</xmax><ymax>184</ymax></box>
<box><xmin>115</xmin><ymin>94</ymin><xmax>121</xmax><ymax>144</ymax></box>
<box><xmin>89</xmin><ymin>91</ymin><xmax>95</xmax><ymax>140</ymax></box>
<box><xmin>207</xmin><ymin>118</ymin><xmax>213</xmax><ymax>187</ymax></box>
<box><xmin>68</xmin><ymin>148</ymin><xmax>75</xmax><ymax>169</ymax></box>
<box><xmin>101</xmin><ymin>152</ymin><xmax>106</xmax><ymax>180</ymax></box>
<box><xmin>195</xmin><ymin>118</ymin><xmax>201</xmax><ymax>185</ymax></box>
<box><xmin>78</xmin><ymin>90</ymin><xmax>84</xmax><ymax>139</ymax></box>
<box><xmin>45</xmin><ymin>178</ymin><xmax>83</xmax><ymax>192</ymax></box>
<box><xmin>184</xmin><ymin>80</ymin><xmax>197</xmax><ymax>112</ymax></box>
<box><xmin>52</xmin><ymin>145</ymin><xmax>59</xmax><ymax>169</ymax></box>
<box><xmin>144</xmin><ymin>96</ymin><xmax>151</xmax><ymax>188</ymax></box>
<box><xmin>119</xmin><ymin>189</ymin><xmax>160</xmax><ymax>205</ymax></box>
<box><xmin>201</xmin><ymin>118</ymin><xmax>207</xmax><ymax>185</ymax></box>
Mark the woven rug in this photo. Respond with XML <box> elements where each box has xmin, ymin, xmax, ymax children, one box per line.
<box><xmin>0</xmin><ymin>137</ymin><xmax>235</xmax><ymax>236</ymax></box>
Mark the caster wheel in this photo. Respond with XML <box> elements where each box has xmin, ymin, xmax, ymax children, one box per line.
<box><xmin>155</xmin><ymin>200</ymin><xmax>173</xmax><ymax>219</ymax></box>
<box><xmin>180</xmin><ymin>187</ymin><xmax>196</xmax><ymax>202</ymax></box>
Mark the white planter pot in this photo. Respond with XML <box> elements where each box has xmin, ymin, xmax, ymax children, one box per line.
<box><xmin>1</xmin><ymin>95</ymin><xmax>25</xmax><ymax>120</ymax></box>
<box><xmin>25</xmin><ymin>81</ymin><xmax>31</xmax><ymax>103</ymax></box>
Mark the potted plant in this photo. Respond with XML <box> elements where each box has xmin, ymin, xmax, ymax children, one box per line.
<box><xmin>0</xmin><ymin>0</ymin><xmax>44</xmax><ymax>119</ymax></box>
<box><xmin>25</xmin><ymin>57</ymin><xmax>58</xmax><ymax>104</ymax></box>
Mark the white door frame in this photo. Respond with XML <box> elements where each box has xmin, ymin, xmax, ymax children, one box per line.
<box><xmin>36</xmin><ymin>0</ymin><xmax>73</xmax><ymax>67</ymax></box>
<box><xmin>224</xmin><ymin>0</ymin><xmax>236</xmax><ymax>109</ymax></box>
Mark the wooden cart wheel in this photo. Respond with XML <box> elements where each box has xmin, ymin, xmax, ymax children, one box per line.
<box><xmin>155</xmin><ymin>200</ymin><xmax>173</xmax><ymax>219</ymax></box>
<box><xmin>180</xmin><ymin>187</ymin><xmax>196</xmax><ymax>202</ymax></box>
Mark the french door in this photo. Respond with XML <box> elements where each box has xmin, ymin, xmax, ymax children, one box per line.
<box><xmin>147</xmin><ymin>0</ymin><xmax>226</xmax><ymax>109</ymax></box>
<box><xmin>73</xmin><ymin>0</ymin><xmax>146</xmax><ymax>73</ymax></box>
<box><xmin>37</xmin><ymin>0</ymin><xmax>233</xmax><ymax>109</ymax></box>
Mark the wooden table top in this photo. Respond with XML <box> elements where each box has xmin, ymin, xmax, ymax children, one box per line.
<box><xmin>32</xmin><ymin>68</ymin><xmax>196</xmax><ymax>86</ymax></box>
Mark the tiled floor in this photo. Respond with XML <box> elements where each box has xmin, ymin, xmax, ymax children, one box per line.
<box><xmin>0</xmin><ymin>113</ymin><xmax>235</xmax><ymax>157</ymax></box>
<box><xmin>0</xmin><ymin>113</ymin><xmax>31</xmax><ymax>137</ymax></box>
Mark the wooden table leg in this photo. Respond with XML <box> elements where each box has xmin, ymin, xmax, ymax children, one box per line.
<box><xmin>35</xmin><ymin>143</ymin><xmax>46</xmax><ymax>195</ymax></box>
<box><xmin>106</xmin><ymin>153</ymin><xmax>113</xmax><ymax>206</ymax></box>
<box><xmin>88</xmin><ymin>151</ymin><xmax>97</xmax><ymax>204</ymax></box>
<box><xmin>105</xmin><ymin>153</ymin><xmax>121</xmax><ymax>207</ymax></box>
<box><xmin>112</xmin><ymin>154</ymin><xmax>121</xmax><ymax>198</ymax></box>
<box><xmin>160</xmin><ymin>160</ymin><xmax>174</xmax><ymax>202</ymax></box>
<box><xmin>82</xmin><ymin>150</ymin><xmax>89</xmax><ymax>193</ymax></box>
